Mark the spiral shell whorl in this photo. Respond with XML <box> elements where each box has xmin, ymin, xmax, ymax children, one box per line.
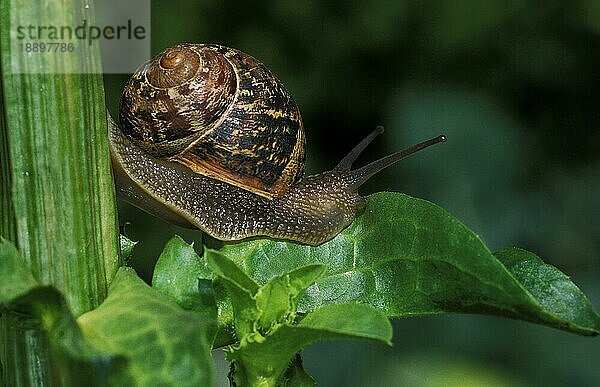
<box><xmin>119</xmin><ymin>44</ymin><xmax>237</xmax><ymax>157</ymax></box>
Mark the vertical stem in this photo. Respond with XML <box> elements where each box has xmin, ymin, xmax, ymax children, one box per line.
<box><xmin>0</xmin><ymin>1</ymin><xmax>121</xmax><ymax>385</ymax></box>
<box><xmin>0</xmin><ymin>67</ymin><xmax>16</xmax><ymax>241</ymax></box>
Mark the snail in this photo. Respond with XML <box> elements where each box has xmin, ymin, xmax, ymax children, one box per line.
<box><xmin>108</xmin><ymin>43</ymin><xmax>446</xmax><ymax>246</ymax></box>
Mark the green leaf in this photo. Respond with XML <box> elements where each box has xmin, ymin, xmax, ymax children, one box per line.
<box><xmin>207</xmin><ymin>247</ymin><xmax>260</xmax><ymax>294</ymax></box>
<box><xmin>152</xmin><ymin>236</ymin><xmax>235</xmax><ymax>347</ymax></box>
<box><xmin>217</xmin><ymin>192</ymin><xmax>600</xmax><ymax>336</ymax></box>
<box><xmin>206</xmin><ymin>251</ymin><xmax>390</xmax><ymax>386</ymax></box>
<box><xmin>495</xmin><ymin>248</ymin><xmax>600</xmax><ymax>333</ymax></box>
<box><xmin>297</xmin><ymin>303</ymin><xmax>393</xmax><ymax>344</ymax></box>
<box><xmin>78</xmin><ymin>267</ymin><xmax>217</xmax><ymax>386</ymax></box>
<box><xmin>1</xmin><ymin>239</ymin><xmax>126</xmax><ymax>385</ymax></box>
<box><xmin>0</xmin><ymin>238</ymin><xmax>38</xmax><ymax>303</ymax></box>
<box><xmin>152</xmin><ymin>236</ymin><xmax>215</xmax><ymax>314</ymax></box>
<box><xmin>206</xmin><ymin>249</ymin><xmax>260</xmax><ymax>339</ymax></box>
<box><xmin>119</xmin><ymin>235</ymin><xmax>137</xmax><ymax>263</ymax></box>
<box><xmin>228</xmin><ymin>303</ymin><xmax>391</xmax><ymax>386</ymax></box>
<box><xmin>255</xmin><ymin>264</ymin><xmax>326</xmax><ymax>333</ymax></box>
<box><xmin>2</xmin><ymin>240</ymin><xmax>218</xmax><ymax>385</ymax></box>
<box><xmin>206</xmin><ymin>250</ymin><xmax>327</xmax><ymax>339</ymax></box>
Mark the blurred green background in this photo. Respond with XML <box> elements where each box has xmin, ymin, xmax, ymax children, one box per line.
<box><xmin>103</xmin><ymin>1</ymin><xmax>600</xmax><ymax>386</ymax></box>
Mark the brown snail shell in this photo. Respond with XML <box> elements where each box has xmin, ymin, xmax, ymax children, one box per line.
<box><xmin>119</xmin><ymin>43</ymin><xmax>304</xmax><ymax>198</ymax></box>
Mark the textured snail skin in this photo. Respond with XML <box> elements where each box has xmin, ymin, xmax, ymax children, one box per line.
<box><xmin>109</xmin><ymin>114</ymin><xmax>363</xmax><ymax>245</ymax></box>
<box><xmin>110</xmin><ymin>43</ymin><xmax>445</xmax><ymax>246</ymax></box>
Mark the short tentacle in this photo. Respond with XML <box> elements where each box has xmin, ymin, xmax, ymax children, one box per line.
<box><xmin>335</xmin><ymin>126</ymin><xmax>385</xmax><ymax>171</ymax></box>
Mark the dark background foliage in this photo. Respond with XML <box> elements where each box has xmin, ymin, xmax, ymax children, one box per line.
<box><xmin>104</xmin><ymin>1</ymin><xmax>600</xmax><ymax>386</ymax></box>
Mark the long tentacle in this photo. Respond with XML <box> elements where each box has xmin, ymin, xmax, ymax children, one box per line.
<box><xmin>343</xmin><ymin>134</ymin><xmax>446</xmax><ymax>191</ymax></box>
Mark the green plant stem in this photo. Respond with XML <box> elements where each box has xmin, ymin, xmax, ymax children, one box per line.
<box><xmin>0</xmin><ymin>69</ymin><xmax>15</xmax><ymax>242</ymax></box>
<box><xmin>0</xmin><ymin>1</ymin><xmax>120</xmax><ymax>385</ymax></box>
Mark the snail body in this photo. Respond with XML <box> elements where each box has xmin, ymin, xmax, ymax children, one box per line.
<box><xmin>109</xmin><ymin>43</ymin><xmax>445</xmax><ymax>245</ymax></box>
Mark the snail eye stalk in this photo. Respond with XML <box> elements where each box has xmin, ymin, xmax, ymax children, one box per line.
<box><xmin>339</xmin><ymin>130</ymin><xmax>446</xmax><ymax>190</ymax></box>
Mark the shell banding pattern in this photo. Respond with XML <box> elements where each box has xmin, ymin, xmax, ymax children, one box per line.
<box><xmin>119</xmin><ymin>43</ymin><xmax>305</xmax><ymax>198</ymax></box>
